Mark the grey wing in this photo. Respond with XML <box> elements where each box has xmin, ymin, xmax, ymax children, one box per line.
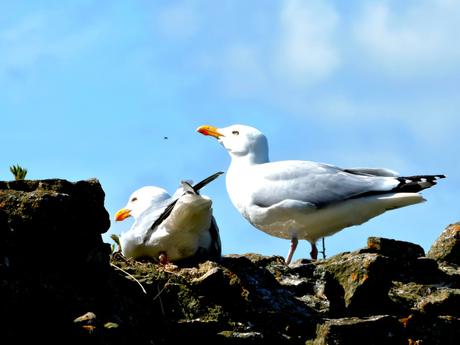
<box><xmin>250</xmin><ymin>161</ymin><xmax>399</xmax><ymax>208</ymax></box>
<box><xmin>343</xmin><ymin>167</ymin><xmax>399</xmax><ymax>177</ymax></box>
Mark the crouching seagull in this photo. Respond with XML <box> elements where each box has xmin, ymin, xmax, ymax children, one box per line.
<box><xmin>115</xmin><ymin>172</ymin><xmax>223</xmax><ymax>264</ymax></box>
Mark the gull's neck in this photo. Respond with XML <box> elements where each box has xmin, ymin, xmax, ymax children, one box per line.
<box><xmin>226</xmin><ymin>149</ymin><xmax>268</xmax><ymax>212</ymax></box>
<box><xmin>228</xmin><ymin>134</ymin><xmax>270</xmax><ymax>168</ymax></box>
<box><xmin>229</xmin><ymin>148</ymin><xmax>269</xmax><ymax>168</ymax></box>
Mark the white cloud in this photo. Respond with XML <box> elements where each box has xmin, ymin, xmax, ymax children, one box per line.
<box><xmin>354</xmin><ymin>1</ymin><xmax>460</xmax><ymax>75</ymax></box>
<box><xmin>308</xmin><ymin>93</ymin><xmax>460</xmax><ymax>149</ymax></box>
<box><xmin>274</xmin><ymin>0</ymin><xmax>340</xmax><ymax>85</ymax></box>
<box><xmin>211</xmin><ymin>0</ymin><xmax>341</xmax><ymax>98</ymax></box>
<box><xmin>149</xmin><ymin>1</ymin><xmax>459</xmax><ymax>149</ymax></box>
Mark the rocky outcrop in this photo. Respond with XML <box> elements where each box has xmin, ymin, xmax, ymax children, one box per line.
<box><xmin>1</xmin><ymin>179</ymin><xmax>459</xmax><ymax>344</ymax></box>
<box><xmin>427</xmin><ymin>222</ymin><xmax>460</xmax><ymax>264</ymax></box>
<box><xmin>0</xmin><ymin>179</ymin><xmax>113</xmax><ymax>344</ymax></box>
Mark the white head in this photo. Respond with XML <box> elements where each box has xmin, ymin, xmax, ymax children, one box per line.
<box><xmin>115</xmin><ymin>186</ymin><xmax>171</xmax><ymax>221</ymax></box>
<box><xmin>197</xmin><ymin>124</ymin><xmax>269</xmax><ymax>164</ymax></box>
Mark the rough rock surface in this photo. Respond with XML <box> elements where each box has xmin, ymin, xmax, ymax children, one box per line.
<box><xmin>428</xmin><ymin>222</ymin><xmax>460</xmax><ymax>264</ymax></box>
<box><xmin>1</xmin><ymin>179</ymin><xmax>459</xmax><ymax>344</ymax></box>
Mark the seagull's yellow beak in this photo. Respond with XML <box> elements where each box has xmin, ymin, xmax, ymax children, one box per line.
<box><xmin>114</xmin><ymin>208</ymin><xmax>131</xmax><ymax>221</ymax></box>
<box><xmin>196</xmin><ymin>125</ymin><xmax>224</xmax><ymax>138</ymax></box>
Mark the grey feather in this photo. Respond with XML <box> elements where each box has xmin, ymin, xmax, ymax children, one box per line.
<box><xmin>251</xmin><ymin>161</ymin><xmax>399</xmax><ymax>208</ymax></box>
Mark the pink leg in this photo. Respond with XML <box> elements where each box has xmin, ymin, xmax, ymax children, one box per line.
<box><xmin>159</xmin><ymin>252</ymin><xmax>169</xmax><ymax>265</ymax></box>
<box><xmin>285</xmin><ymin>238</ymin><xmax>298</xmax><ymax>265</ymax></box>
<box><xmin>310</xmin><ymin>242</ymin><xmax>318</xmax><ymax>261</ymax></box>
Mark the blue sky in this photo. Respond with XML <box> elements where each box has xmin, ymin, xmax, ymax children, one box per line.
<box><xmin>1</xmin><ymin>0</ymin><xmax>459</xmax><ymax>262</ymax></box>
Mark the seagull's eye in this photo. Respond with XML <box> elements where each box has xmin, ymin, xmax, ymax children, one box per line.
<box><xmin>131</xmin><ymin>197</ymin><xmax>137</xmax><ymax>202</ymax></box>
<box><xmin>232</xmin><ymin>130</ymin><xmax>239</xmax><ymax>136</ymax></box>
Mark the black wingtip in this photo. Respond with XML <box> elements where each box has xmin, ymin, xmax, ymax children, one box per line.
<box><xmin>192</xmin><ymin>171</ymin><xmax>224</xmax><ymax>192</ymax></box>
<box><xmin>395</xmin><ymin>174</ymin><xmax>446</xmax><ymax>193</ymax></box>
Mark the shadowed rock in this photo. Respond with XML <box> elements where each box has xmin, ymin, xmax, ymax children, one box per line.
<box><xmin>364</xmin><ymin>237</ymin><xmax>425</xmax><ymax>259</ymax></box>
<box><xmin>306</xmin><ymin>315</ymin><xmax>406</xmax><ymax>345</ymax></box>
<box><xmin>417</xmin><ymin>288</ymin><xmax>460</xmax><ymax>316</ymax></box>
<box><xmin>1</xmin><ymin>178</ymin><xmax>459</xmax><ymax>344</ymax></box>
<box><xmin>0</xmin><ymin>179</ymin><xmax>114</xmax><ymax>343</ymax></box>
<box><xmin>315</xmin><ymin>252</ymin><xmax>396</xmax><ymax>315</ymax></box>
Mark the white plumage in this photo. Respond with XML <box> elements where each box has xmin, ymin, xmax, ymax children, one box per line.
<box><xmin>197</xmin><ymin>124</ymin><xmax>444</xmax><ymax>264</ymax></box>
<box><xmin>115</xmin><ymin>174</ymin><xmax>222</xmax><ymax>264</ymax></box>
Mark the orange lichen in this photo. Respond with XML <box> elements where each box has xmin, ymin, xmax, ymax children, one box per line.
<box><xmin>367</xmin><ymin>240</ymin><xmax>378</xmax><ymax>249</ymax></box>
<box><xmin>450</xmin><ymin>225</ymin><xmax>460</xmax><ymax>233</ymax></box>
<box><xmin>81</xmin><ymin>325</ymin><xmax>96</xmax><ymax>333</ymax></box>
<box><xmin>399</xmin><ymin>314</ymin><xmax>414</xmax><ymax>328</ymax></box>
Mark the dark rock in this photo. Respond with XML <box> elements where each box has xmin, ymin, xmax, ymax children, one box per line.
<box><xmin>109</xmin><ymin>254</ymin><xmax>317</xmax><ymax>344</ymax></box>
<box><xmin>401</xmin><ymin>257</ymin><xmax>444</xmax><ymax>284</ymax></box>
<box><xmin>389</xmin><ymin>282</ymin><xmax>437</xmax><ymax>312</ymax></box>
<box><xmin>0</xmin><ymin>178</ymin><xmax>111</xmax><ymax>270</ymax></box>
<box><xmin>1</xmin><ymin>179</ymin><xmax>459</xmax><ymax>344</ymax></box>
<box><xmin>273</xmin><ymin>261</ymin><xmax>345</xmax><ymax>317</ymax></box>
<box><xmin>437</xmin><ymin>261</ymin><xmax>460</xmax><ymax>288</ymax></box>
<box><xmin>266</xmin><ymin>257</ymin><xmax>316</xmax><ymax>296</ymax></box>
<box><xmin>250</xmin><ymin>255</ymin><xmax>345</xmax><ymax>317</ymax></box>
<box><xmin>400</xmin><ymin>313</ymin><xmax>460</xmax><ymax>345</ymax></box>
<box><xmin>218</xmin><ymin>330</ymin><xmax>265</xmax><ymax>345</ymax></box>
<box><xmin>428</xmin><ymin>222</ymin><xmax>460</xmax><ymax>264</ymax></box>
<box><xmin>390</xmin><ymin>282</ymin><xmax>460</xmax><ymax>318</ymax></box>
<box><xmin>363</xmin><ymin>237</ymin><xmax>425</xmax><ymax>260</ymax></box>
<box><xmin>361</xmin><ymin>237</ymin><xmax>446</xmax><ymax>284</ymax></box>
<box><xmin>306</xmin><ymin>315</ymin><xmax>406</xmax><ymax>345</ymax></box>
<box><xmin>218</xmin><ymin>255</ymin><xmax>318</xmax><ymax>341</ymax></box>
<box><xmin>239</xmin><ymin>252</ymin><xmax>286</xmax><ymax>267</ymax></box>
<box><xmin>0</xmin><ymin>179</ymin><xmax>116</xmax><ymax>344</ymax></box>
<box><xmin>315</xmin><ymin>252</ymin><xmax>396</xmax><ymax>315</ymax></box>
<box><xmin>417</xmin><ymin>288</ymin><xmax>460</xmax><ymax>316</ymax></box>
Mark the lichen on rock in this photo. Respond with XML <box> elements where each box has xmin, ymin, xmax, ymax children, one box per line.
<box><xmin>1</xmin><ymin>178</ymin><xmax>460</xmax><ymax>344</ymax></box>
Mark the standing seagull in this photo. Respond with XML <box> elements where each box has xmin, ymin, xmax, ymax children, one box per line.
<box><xmin>115</xmin><ymin>172</ymin><xmax>223</xmax><ymax>264</ymax></box>
<box><xmin>197</xmin><ymin>124</ymin><xmax>445</xmax><ymax>264</ymax></box>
